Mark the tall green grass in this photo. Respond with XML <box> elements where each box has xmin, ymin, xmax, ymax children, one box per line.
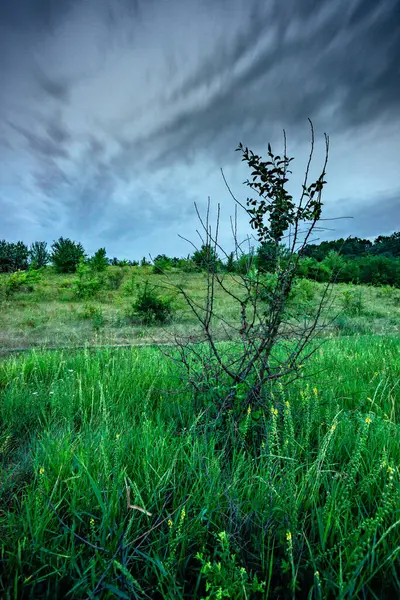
<box><xmin>1</xmin><ymin>335</ymin><xmax>400</xmax><ymax>598</ymax></box>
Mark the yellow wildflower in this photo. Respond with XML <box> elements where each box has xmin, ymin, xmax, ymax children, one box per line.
<box><xmin>313</xmin><ymin>387</ymin><xmax>318</xmax><ymax>396</ymax></box>
<box><xmin>365</xmin><ymin>417</ymin><xmax>372</xmax><ymax>424</ymax></box>
<box><xmin>39</xmin><ymin>467</ymin><xmax>45</xmax><ymax>475</ymax></box>
<box><xmin>272</xmin><ymin>407</ymin><xmax>278</xmax><ymax>417</ymax></box>
<box><xmin>286</xmin><ymin>530</ymin><xmax>292</xmax><ymax>542</ymax></box>
<box><xmin>167</xmin><ymin>519</ymin><xmax>173</xmax><ymax>528</ymax></box>
<box><xmin>247</xmin><ymin>405</ymin><xmax>251</xmax><ymax>415</ymax></box>
<box><xmin>90</xmin><ymin>518</ymin><xmax>95</xmax><ymax>527</ymax></box>
<box><xmin>285</xmin><ymin>401</ymin><xmax>290</xmax><ymax>409</ymax></box>
<box><xmin>330</xmin><ymin>424</ymin><xmax>337</xmax><ymax>433</ymax></box>
<box><xmin>116</xmin><ymin>433</ymin><xmax>120</xmax><ymax>440</ymax></box>
<box><xmin>261</xmin><ymin>440</ymin><xmax>266</xmax><ymax>450</ymax></box>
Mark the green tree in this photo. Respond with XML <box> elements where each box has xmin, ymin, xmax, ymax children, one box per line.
<box><xmin>0</xmin><ymin>240</ymin><xmax>29</xmax><ymax>273</ymax></box>
<box><xmin>192</xmin><ymin>244</ymin><xmax>218</xmax><ymax>269</ymax></box>
<box><xmin>89</xmin><ymin>247</ymin><xmax>108</xmax><ymax>272</ymax></box>
<box><xmin>51</xmin><ymin>237</ymin><xmax>86</xmax><ymax>273</ymax></box>
<box><xmin>29</xmin><ymin>241</ymin><xmax>49</xmax><ymax>269</ymax></box>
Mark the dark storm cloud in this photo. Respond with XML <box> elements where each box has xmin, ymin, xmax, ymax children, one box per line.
<box><xmin>0</xmin><ymin>0</ymin><xmax>399</xmax><ymax>256</ymax></box>
<box><xmin>10</xmin><ymin>121</ymin><xmax>70</xmax><ymax>160</ymax></box>
<box><xmin>141</xmin><ymin>0</ymin><xmax>400</xmax><ymax>169</ymax></box>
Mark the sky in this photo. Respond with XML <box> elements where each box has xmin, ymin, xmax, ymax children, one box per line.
<box><xmin>0</xmin><ymin>0</ymin><xmax>399</xmax><ymax>260</ymax></box>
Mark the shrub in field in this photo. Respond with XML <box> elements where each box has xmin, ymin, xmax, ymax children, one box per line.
<box><xmin>122</xmin><ymin>272</ymin><xmax>137</xmax><ymax>295</ymax></box>
<box><xmin>177</xmin><ymin>258</ymin><xmax>200</xmax><ymax>273</ymax></box>
<box><xmin>29</xmin><ymin>241</ymin><xmax>49</xmax><ymax>269</ymax></box>
<box><xmin>192</xmin><ymin>244</ymin><xmax>218</xmax><ymax>269</ymax></box>
<box><xmin>92</xmin><ymin>308</ymin><xmax>105</xmax><ymax>330</ymax></box>
<box><xmin>196</xmin><ymin>531</ymin><xmax>265</xmax><ymax>598</ymax></box>
<box><xmin>88</xmin><ymin>247</ymin><xmax>108</xmax><ymax>272</ymax></box>
<box><xmin>127</xmin><ymin>281</ymin><xmax>175</xmax><ymax>324</ymax></box>
<box><xmin>2</xmin><ymin>267</ymin><xmax>41</xmax><ymax>298</ymax></box>
<box><xmin>153</xmin><ymin>254</ymin><xmax>173</xmax><ymax>274</ymax></box>
<box><xmin>165</xmin><ymin>122</ymin><xmax>331</xmax><ymax>422</ymax></box>
<box><xmin>73</xmin><ymin>259</ymin><xmax>103</xmax><ymax>299</ymax></box>
<box><xmin>291</xmin><ymin>277</ymin><xmax>316</xmax><ymax>303</ymax></box>
<box><xmin>342</xmin><ymin>288</ymin><xmax>365</xmax><ymax>316</ymax></box>
<box><xmin>106</xmin><ymin>267</ymin><xmax>125</xmax><ymax>290</ymax></box>
<box><xmin>51</xmin><ymin>237</ymin><xmax>86</xmax><ymax>273</ymax></box>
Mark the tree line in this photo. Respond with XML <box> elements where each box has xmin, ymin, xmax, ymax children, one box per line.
<box><xmin>1</xmin><ymin>232</ymin><xmax>400</xmax><ymax>287</ymax></box>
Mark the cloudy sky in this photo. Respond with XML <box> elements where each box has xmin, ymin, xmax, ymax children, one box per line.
<box><xmin>1</xmin><ymin>0</ymin><xmax>399</xmax><ymax>259</ymax></box>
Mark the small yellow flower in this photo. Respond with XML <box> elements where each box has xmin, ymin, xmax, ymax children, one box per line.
<box><xmin>39</xmin><ymin>467</ymin><xmax>45</xmax><ymax>475</ymax></box>
<box><xmin>167</xmin><ymin>519</ymin><xmax>173</xmax><ymax>528</ymax></box>
<box><xmin>272</xmin><ymin>407</ymin><xmax>278</xmax><ymax>417</ymax></box>
<box><xmin>313</xmin><ymin>387</ymin><xmax>318</xmax><ymax>396</ymax></box>
<box><xmin>330</xmin><ymin>424</ymin><xmax>337</xmax><ymax>432</ymax></box>
<box><xmin>247</xmin><ymin>405</ymin><xmax>251</xmax><ymax>415</ymax></box>
<box><xmin>285</xmin><ymin>401</ymin><xmax>290</xmax><ymax>409</ymax></box>
<box><xmin>365</xmin><ymin>417</ymin><xmax>372</xmax><ymax>424</ymax></box>
<box><xmin>180</xmin><ymin>507</ymin><xmax>186</xmax><ymax>522</ymax></box>
<box><xmin>90</xmin><ymin>517</ymin><xmax>95</xmax><ymax>527</ymax></box>
<box><xmin>314</xmin><ymin>571</ymin><xmax>320</xmax><ymax>578</ymax></box>
<box><xmin>367</xmin><ymin>397</ymin><xmax>372</xmax><ymax>402</ymax></box>
<box><xmin>374</xmin><ymin>372</ymin><xmax>379</xmax><ymax>377</ymax></box>
<box><xmin>286</xmin><ymin>530</ymin><xmax>292</xmax><ymax>542</ymax></box>
<box><xmin>116</xmin><ymin>433</ymin><xmax>120</xmax><ymax>440</ymax></box>
<box><xmin>387</xmin><ymin>466</ymin><xmax>394</xmax><ymax>475</ymax></box>
<box><xmin>261</xmin><ymin>440</ymin><xmax>266</xmax><ymax>449</ymax></box>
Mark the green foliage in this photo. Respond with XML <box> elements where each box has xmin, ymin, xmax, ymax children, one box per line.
<box><xmin>127</xmin><ymin>281</ymin><xmax>175</xmax><ymax>324</ymax></box>
<box><xmin>177</xmin><ymin>258</ymin><xmax>200</xmax><ymax>273</ymax></box>
<box><xmin>342</xmin><ymin>288</ymin><xmax>365</xmax><ymax>316</ymax></box>
<box><xmin>89</xmin><ymin>247</ymin><xmax>108</xmax><ymax>272</ymax></box>
<box><xmin>303</xmin><ymin>237</ymin><xmax>373</xmax><ymax>261</ymax></box>
<box><xmin>51</xmin><ymin>237</ymin><xmax>86</xmax><ymax>273</ymax></box>
<box><xmin>153</xmin><ymin>254</ymin><xmax>173</xmax><ymax>274</ymax></box>
<box><xmin>225</xmin><ymin>252</ymin><xmax>235</xmax><ymax>273</ymax></box>
<box><xmin>2</xmin><ymin>267</ymin><xmax>41</xmax><ymax>298</ymax></box>
<box><xmin>0</xmin><ymin>240</ymin><xmax>29</xmax><ymax>273</ymax></box>
<box><xmin>29</xmin><ymin>241</ymin><xmax>49</xmax><ymax>269</ymax></box>
<box><xmin>140</xmin><ymin>256</ymin><xmax>151</xmax><ymax>267</ymax></box>
<box><xmin>196</xmin><ymin>531</ymin><xmax>265</xmax><ymax>599</ymax></box>
<box><xmin>192</xmin><ymin>245</ymin><xmax>218</xmax><ymax>269</ymax></box>
<box><xmin>256</xmin><ymin>242</ymin><xmax>290</xmax><ymax>273</ymax></box>
<box><xmin>372</xmin><ymin>232</ymin><xmax>400</xmax><ymax>258</ymax></box>
<box><xmin>358</xmin><ymin>256</ymin><xmax>400</xmax><ymax>287</ymax></box>
<box><xmin>106</xmin><ymin>267</ymin><xmax>126</xmax><ymax>290</ymax></box>
<box><xmin>1</xmin><ymin>337</ymin><xmax>400</xmax><ymax>598</ymax></box>
<box><xmin>235</xmin><ymin>252</ymin><xmax>254</xmax><ymax>275</ymax></box>
<box><xmin>237</xmin><ymin>141</ymin><xmax>326</xmax><ymax>245</ymax></box>
<box><xmin>73</xmin><ymin>259</ymin><xmax>103</xmax><ymax>299</ymax></box>
<box><xmin>80</xmin><ymin>303</ymin><xmax>105</xmax><ymax>330</ymax></box>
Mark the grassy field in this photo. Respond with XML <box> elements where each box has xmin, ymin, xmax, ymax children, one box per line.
<box><xmin>0</xmin><ymin>334</ymin><xmax>400</xmax><ymax>598</ymax></box>
<box><xmin>0</xmin><ymin>266</ymin><xmax>399</xmax><ymax>353</ymax></box>
<box><xmin>1</xmin><ymin>268</ymin><xmax>400</xmax><ymax>598</ymax></box>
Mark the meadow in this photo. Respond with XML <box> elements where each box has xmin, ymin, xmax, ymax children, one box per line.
<box><xmin>1</xmin><ymin>268</ymin><xmax>400</xmax><ymax>598</ymax></box>
<box><xmin>0</xmin><ymin>266</ymin><xmax>399</xmax><ymax>354</ymax></box>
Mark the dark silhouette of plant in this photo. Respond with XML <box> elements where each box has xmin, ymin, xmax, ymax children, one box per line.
<box><xmin>161</xmin><ymin>122</ymin><xmax>333</xmax><ymax>422</ymax></box>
